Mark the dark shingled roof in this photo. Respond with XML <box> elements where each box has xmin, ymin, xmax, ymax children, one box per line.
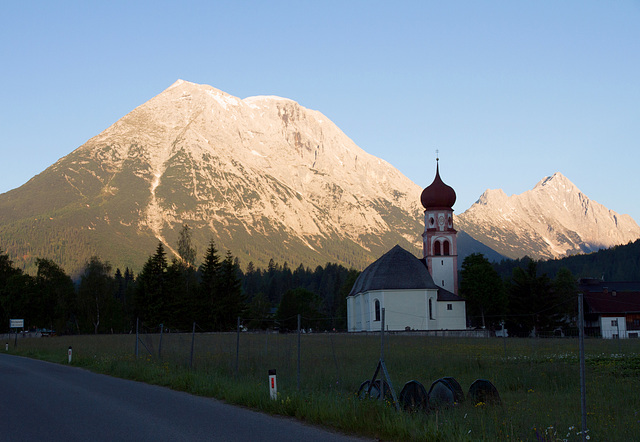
<box><xmin>349</xmin><ymin>245</ymin><xmax>441</xmax><ymax>295</ymax></box>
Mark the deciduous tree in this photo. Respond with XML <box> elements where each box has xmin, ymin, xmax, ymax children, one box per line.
<box><xmin>459</xmin><ymin>253</ymin><xmax>506</xmax><ymax>328</ymax></box>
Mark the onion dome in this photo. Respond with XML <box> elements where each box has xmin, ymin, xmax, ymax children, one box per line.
<box><xmin>420</xmin><ymin>161</ymin><xmax>456</xmax><ymax>209</ymax></box>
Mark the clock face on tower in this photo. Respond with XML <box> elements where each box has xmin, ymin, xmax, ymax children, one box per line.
<box><xmin>438</xmin><ymin>214</ymin><xmax>445</xmax><ymax>230</ymax></box>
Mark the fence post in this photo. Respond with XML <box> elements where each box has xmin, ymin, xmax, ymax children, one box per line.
<box><xmin>158</xmin><ymin>323</ymin><xmax>164</xmax><ymax>359</ymax></box>
<box><xmin>297</xmin><ymin>314</ymin><xmax>301</xmax><ymax>391</ymax></box>
<box><xmin>501</xmin><ymin>319</ymin><xmax>507</xmax><ymax>359</ymax></box>
<box><xmin>135</xmin><ymin>318</ymin><xmax>139</xmax><ymax>359</ymax></box>
<box><xmin>578</xmin><ymin>293</ymin><xmax>587</xmax><ymax>441</ymax></box>
<box><xmin>190</xmin><ymin>322</ymin><xmax>196</xmax><ymax>369</ymax></box>
<box><xmin>236</xmin><ymin>317</ymin><xmax>240</xmax><ymax>377</ymax></box>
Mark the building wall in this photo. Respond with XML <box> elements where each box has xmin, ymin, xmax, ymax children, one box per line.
<box><xmin>436</xmin><ymin>300</ymin><xmax>466</xmax><ymax>330</ymax></box>
<box><xmin>430</xmin><ymin>255</ymin><xmax>457</xmax><ymax>294</ymax></box>
<box><xmin>600</xmin><ymin>315</ymin><xmax>628</xmax><ymax>339</ymax></box>
<box><xmin>347</xmin><ymin>289</ymin><xmax>466</xmax><ymax>332</ymax></box>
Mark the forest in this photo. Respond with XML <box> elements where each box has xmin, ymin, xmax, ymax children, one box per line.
<box><xmin>1</xmin><ymin>226</ymin><xmax>638</xmax><ymax>336</ymax></box>
<box><xmin>0</xmin><ymin>225</ymin><xmax>357</xmax><ymax>334</ymax></box>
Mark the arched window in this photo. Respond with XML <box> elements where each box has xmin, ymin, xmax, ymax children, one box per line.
<box><xmin>374</xmin><ymin>299</ymin><xmax>381</xmax><ymax>322</ymax></box>
<box><xmin>429</xmin><ymin>298</ymin><xmax>434</xmax><ymax>320</ymax></box>
<box><xmin>434</xmin><ymin>241</ymin><xmax>441</xmax><ymax>256</ymax></box>
<box><xmin>443</xmin><ymin>240</ymin><xmax>450</xmax><ymax>256</ymax></box>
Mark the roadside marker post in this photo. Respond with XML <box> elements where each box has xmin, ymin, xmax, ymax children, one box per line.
<box><xmin>269</xmin><ymin>369</ymin><xmax>277</xmax><ymax>400</ymax></box>
<box><xmin>68</xmin><ymin>346</ymin><xmax>72</xmax><ymax>363</ymax></box>
<box><xmin>5</xmin><ymin>343</ymin><xmax>7</xmax><ymax>351</ymax></box>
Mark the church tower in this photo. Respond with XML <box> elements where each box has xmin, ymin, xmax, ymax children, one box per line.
<box><xmin>420</xmin><ymin>158</ymin><xmax>458</xmax><ymax>294</ymax></box>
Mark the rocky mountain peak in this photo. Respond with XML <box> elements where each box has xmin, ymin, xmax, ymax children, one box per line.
<box><xmin>457</xmin><ymin>173</ymin><xmax>640</xmax><ymax>259</ymax></box>
<box><xmin>0</xmin><ymin>80</ymin><xmax>425</xmax><ymax>275</ymax></box>
<box><xmin>1</xmin><ymin>80</ymin><xmax>638</xmax><ymax>275</ymax></box>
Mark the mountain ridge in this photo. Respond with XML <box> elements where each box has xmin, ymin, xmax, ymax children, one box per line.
<box><xmin>456</xmin><ymin>172</ymin><xmax>640</xmax><ymax>259</ymax></box>
<box><xmin>1</xmin><ymin>80</ymin><xmax>637</xmax><ymax>276</ymax></box>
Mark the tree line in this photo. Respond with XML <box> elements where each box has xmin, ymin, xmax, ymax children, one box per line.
<box><xmin>460</xmin><ymin>253</ymin><xmax>581</xmax><ymax>336</ymax></box>
<box><xmin>0</xmin><ymin>225</ymin><xmax>357</xmax><ymax>334</ymax></box>
<box><xmin>2</xmin><ymin>229</ymin><xmax>636</xmax><ymax>336</ymax></box>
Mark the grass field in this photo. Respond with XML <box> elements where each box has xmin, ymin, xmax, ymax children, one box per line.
<box><xmin>6</xmin><ymin>332</ymin><xmax>640</xmax><ymax>441</ymax></box>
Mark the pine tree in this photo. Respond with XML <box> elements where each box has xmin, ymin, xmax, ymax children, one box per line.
<box><xmin>198</xmin><ymin>240</ymin><xmax>221</xmax><ymax>329</ymax></box>
<box><xmin>135</xmin><ymin>242</ymin><xmax>168</xmax><ymax>326</ymax></box>
<box><xmin>216</xmin><ymin>250</ymin><xmax>246</xmax><ymax>331</ymax></box>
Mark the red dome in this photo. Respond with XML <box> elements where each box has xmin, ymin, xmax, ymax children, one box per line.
<box><xmin>420</xmin><ymin>163</ymin><xmax>456</xmax><ymax>209</ymax></box>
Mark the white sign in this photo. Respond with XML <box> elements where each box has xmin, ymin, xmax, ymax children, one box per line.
<box><xmin>10</xmin><ymin>319</ymin><xmax>24</xmax><ymax>328</ymax></box>
<box><xmin>268</xmin><ymin>369</ymin><xmax>277</xmax><ymax>400</ymax></box>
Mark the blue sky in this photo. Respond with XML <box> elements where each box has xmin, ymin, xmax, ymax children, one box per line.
<box><xmin>2</xmin><ymin>1</ymin><xmax>639</xmax><ymax>222</ymax></box>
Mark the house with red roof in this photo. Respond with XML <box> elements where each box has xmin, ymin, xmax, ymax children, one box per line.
<box><xmin>580</xmin><ymin>278</ymin><xmax>640</xmax><ymax>338</ymax></box>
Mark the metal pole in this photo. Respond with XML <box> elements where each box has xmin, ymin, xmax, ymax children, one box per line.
<box><xmin>297</xmin><ymin>314</ymin><xmax>301</xmax><ymax>391</ymax></box>
<box><xmin>135</xmin><ymin>318</ymin><xmax>139</xmax><ymax>359</ymax></box>
<box><xmin>380</xmin><ymin>308</ymin><xmax>385</xmax><ymax>360</ymax></box>
<box><xmin>190</xmin><ymin>322</ymin><xmax>196</xmax><ymax>369</ymax></box>
<box><xmin>158</xmin><ymin>323</ymin><xmax>164</xmax><ymax>359</ymax></box>
<box><xmin>235</xmin><ymin>317</ymin><xmax>240</xmax><ymax>377</ymax></box>
<box><xmin>501</xmin><ymin>320</ymin><xmax>507</xmax><ymax>359</ymax></box>
<box><xmin>578</xmin><ymin>293</ymin><xmax>587</xmax><ymax>442</ymax></box>
<box><xmin>380</xmin><ymin>308</ymin><xmax>385</xmax><ymax>402</ymax></box>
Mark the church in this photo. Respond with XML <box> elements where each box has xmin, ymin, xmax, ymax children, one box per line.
<box><xmin>346</xmin><ymin>160</ymin><xmax>467</xmax><ymax>332</ymax></box>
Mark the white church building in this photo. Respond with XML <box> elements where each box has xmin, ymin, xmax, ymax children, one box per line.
<box><xmin>347</xmin><ymin>160</ymin><xmax>467</xmax><ymax>332</ymax></box>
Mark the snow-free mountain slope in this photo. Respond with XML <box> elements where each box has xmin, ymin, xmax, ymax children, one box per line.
<box><xmin>0</xmin><ymin>80</ymin><xmax>425</xmax><ymax>275</ymax></box>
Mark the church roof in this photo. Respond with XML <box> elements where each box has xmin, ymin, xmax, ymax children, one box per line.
<box><xmin>349</xmin><ymin>245</ymin><xmax>440</xmax><ymax>295</ymax></box>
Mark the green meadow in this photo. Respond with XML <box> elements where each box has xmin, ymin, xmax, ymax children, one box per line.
<box><xmin>6</xmin><ymin>333</ymin><xmax>640</xmax><ymax>441</ymax></box>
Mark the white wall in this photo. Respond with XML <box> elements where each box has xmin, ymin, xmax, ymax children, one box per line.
<box><xmin>347</xmin><ymin>289</ymin><xmax>467</xmax><ymax>332</ymax></box>
<box><xmin>600</xmin><ymin>316</ymin><xmax>628</xmax><ymax>339</ymax></box>
<box><xmin>431</xmin><ymin>255</ymin><xmax>456</xmax><ymax>293</ymax></box>
<box><xmin>436</xmin><ymin>300</ymin><xmax>466</xmax><ymax>330</ymax></box>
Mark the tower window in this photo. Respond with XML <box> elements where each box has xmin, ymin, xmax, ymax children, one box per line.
<box><xmin>429</xmin><ymin>298</ymin><xmax>434</xmax><ymax>320</ymax></box>
<box><xmin>434</xmin><ymin>241</ymin><xmax>441</xmax><ymax>256</ymax></box>
<box><xmin>443</xmin><ymin>240</ymin><xmax>450</xmax><ymax>255</ymax></box>
<box><xmin>447</xmin><ymin>304</ymin><xmax>452</xmax><ymax>311</ymax></box>
<box><xmin>374</xmin><ymin>299</ymin><xmax>381</xmax><ymax>322</ymax></box>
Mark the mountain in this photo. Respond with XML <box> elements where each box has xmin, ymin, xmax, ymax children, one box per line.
<box><xmin>456</xmin><ymin>172</ymin><xmax>640</xmax><ymax>260</ymax></box>
<box><xmin>1</xmin><ymin>80</ymin><xmax>636</xmax><ymax>277</ymax></box>
<box><xmin>0</xmin><ymin>80</ymin><xmax>430</xmax><ymax>276</ymax></box>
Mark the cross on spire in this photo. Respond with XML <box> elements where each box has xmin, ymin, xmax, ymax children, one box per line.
<box><xmin>436</xmin><ymin>149</ymin><xmax>439</xmax><ymax>162</ymax></box>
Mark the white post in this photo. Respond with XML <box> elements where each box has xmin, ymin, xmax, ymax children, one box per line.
<box><xmin>5</xmin><ymin>342</ymin><xmax>8</xmax><ymax>351</ymax></box>
<box><xmin>269</xmin><ymin>369</ymin><xmax>277</xmax><ymax>400</ymax></box>
<box><xmin>68</xmin><ymin>346</ymin><xmax>72</xmax><ymax>363</ymax></box>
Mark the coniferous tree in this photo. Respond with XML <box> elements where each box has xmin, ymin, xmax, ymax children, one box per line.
<box><xmin>135</xmin><ymin>242</ymin><xmax>168</xmax><ymax>326</ymax></box>
<box><xmin>216</xmin><ymin>250</ymin><xmax>246</xmax><ymax>330</ymax></box>
<box><xmin>165</xmin><ymin>258</ymin><xmax>198</xmax><ymax>329</ymax></box>
<box><xmin>198</xmin><ymin>240</ymin><xmax>221</xmax><ymax>329</ymax></box>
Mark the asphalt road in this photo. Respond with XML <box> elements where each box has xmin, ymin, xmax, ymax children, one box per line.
<box><xmin>0</xmin><ymin>354</ymin><xmax>369</xmax><ymax>442</ymax></box>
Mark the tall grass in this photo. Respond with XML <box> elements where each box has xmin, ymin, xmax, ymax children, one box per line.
<box><xmin>7</xmin><ymin>333</ymin><xmax>640</xmax><ymax>441</ymax></box>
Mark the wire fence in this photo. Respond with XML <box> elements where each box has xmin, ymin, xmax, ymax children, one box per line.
<box><xmin>124</xmin><ymin>314</ymin><xmax>640</xmax><ymax>397</ymax></box>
